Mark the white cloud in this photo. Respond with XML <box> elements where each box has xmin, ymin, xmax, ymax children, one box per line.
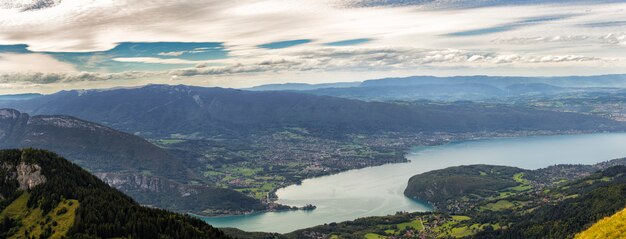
<box><xmin>112</xmin><ymin>57</ymin><xmax>200</xmax><ymax>65</ymax></box>
<box><xmin>0</xmin><ymin>0</ymin><xmax>623</xmax><ymax>53</ymax></box>
<box><xmin>0</xmin><ymin>71</ymin><xmax>164</xmax><ymax>85</ymax></box>
<box><xmin>0</xmin><ymin>0</ymin><xmax>63</xmax><ymax>11</ymax></box>
<box><xmin>600</xmin><ymin>33</ymin><xmax>626</xmax><ymax>46</ymax></box>
<box><xmin>492</xmin><ymin>35</ymin><xmax>590</xmax><ymax>44</ymax></box>
<box><xmin>169</xmin><ymin>47</ymin><xmax>611</xmax><ymax>77</ymax></box>
<box><xmin>0</xmin><ymin>53</ymin><xmax>76</xmax><ymax>73</ymax></box>
<box><xmin>157</xmin><ymin>47</ymin><xmax>215</xmax><ymax>57</ymax></box>
<box><xmin>0</xmin><ymin>0</ymin><xmax>626</xmax><ymax>92</ymax></box>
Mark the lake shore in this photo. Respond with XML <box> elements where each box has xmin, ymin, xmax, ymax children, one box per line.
<box><xmin>202</xmin><ymin>132</ymin><xmax>626</xmax><ymax>233</ymax></box>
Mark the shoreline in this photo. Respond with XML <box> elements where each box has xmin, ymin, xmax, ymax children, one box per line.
<box><xmin>201</xmin><ymin>130</ymin><xmax>620</xmax><ymax>218</ymax></box>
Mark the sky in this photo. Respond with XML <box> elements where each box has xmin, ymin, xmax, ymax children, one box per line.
<box><xmin>1</xmin><ymin>0</ymin><xmax>626</xmax><ymax>94</ymax></box>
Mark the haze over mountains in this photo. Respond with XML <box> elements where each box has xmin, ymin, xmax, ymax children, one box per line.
<box><xmin>4</xmin><ymin>83</ymin><xmax>622</xmax><ymax>139</ymax></box>
<box><xmin>248</xmin><ymin>74</ymin><xmax>626</xmax><ymax>102</ymax></box>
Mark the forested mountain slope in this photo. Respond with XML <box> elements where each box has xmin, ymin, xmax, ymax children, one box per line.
<box><xmin>0</xmin><ymin>148</ymin><xmax>231</xmax><ymax>239</ymax></box>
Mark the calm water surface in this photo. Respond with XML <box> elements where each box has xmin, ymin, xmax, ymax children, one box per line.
<box><xmin>203</xmin><ymin>133</ymin><xmax>626</xmax><ymax>233</ymax></box>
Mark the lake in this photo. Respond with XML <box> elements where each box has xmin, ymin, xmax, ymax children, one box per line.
<box><xmin>202</xmin><ymin>133</ymin><xmax>626</xmax><ymax>233</ymax></box>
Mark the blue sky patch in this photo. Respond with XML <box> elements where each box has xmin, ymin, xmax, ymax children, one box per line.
<box><xmin>105</xmin><ymin>42</ymin><xmax>227</xmax><ymax>60</ymax></box>
<box><xmin>258</xmin><ymin>39</ymin><xmax>312</xmax><ymax>49</ymax></box>
<box><xmin>0</xmin><ymin>42</ymin><xmax>228</xmax><ymax>72</ymax></box>
<box><xmin>0</xmin><ymin>44</ymin><xmax>31</xmax><ymax>53</ymax></box>
<box><xmin>325</xmin><ymin>38</ymin><xmax>372</xmax><ymax>46</ymax></box>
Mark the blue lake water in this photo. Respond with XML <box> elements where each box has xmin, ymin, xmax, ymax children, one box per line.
<box><xmin>203</xmin><ymin>133</ymin><xmax>626</xmax><ymax>233</ymax></box>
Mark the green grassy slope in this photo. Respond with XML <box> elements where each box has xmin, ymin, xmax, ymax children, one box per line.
<box><xmin>575</xmin><ymin>208</ymin><xmax>626</xmax><ymax>239</ymax></box>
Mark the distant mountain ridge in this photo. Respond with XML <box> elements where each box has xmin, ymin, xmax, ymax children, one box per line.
<box><xmin>359</xmin><ymin>74</ymin><xmax>626</xmax><ymax>88</ymax></box>
<box><xmin>4</xmin><ymin>84</ymin><xmax>622</xmax><ymax>139</ymax></box>
<box><xmin>246</xmin><ymin>82</ymin><xmax>360</xmax><ymax>91</ymax></box>
<box><xmin>248</xmin><ymin>74</ymin><xmax>626</xmax><ymax>101</ymax></box>
<box><xmin>0</xmin><ymin>93</ymin><xmax>41</xmax><ymax>103</ymax></box>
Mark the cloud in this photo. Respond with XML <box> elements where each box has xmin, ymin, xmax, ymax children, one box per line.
<box><xmin>0</xmin><ymin>0</ymin><xmax>625</xmax><ymax>92</ymax></box>
<box><xmin>169</xmin><ymin>47</ymin><xmax>609</xmax><ymax>77</ymax></box>
<box><xmin>324</xmin><ymin>38</ymin><xmax>373</xmax><ymax>46</ymax></box>
<box><xmin>157</xmin><ymin>47</ymin><xmax>218</xmax><ymax>57</ymax></box>
<box><xmin>1</xmin><ymin>47</ymin><xmax>608</xmax><ymax>84</ymax></box>
<box><xmin>0</xmin><ymin>0</ymin><xmax>63</xmax><ymax>11</ymax></box>
<box><xmin>600</xmin><ymin>33</ymin><xmax>626</xmax><ymax>46</ymax></box>
<box><xmin>112</xmin><ymin>57</ymin><xmax>199</xmax><ymax>65</ymax></box>
<box><xmin>580</xmin><ymin>20</ymin><xmax>626</xmax><ymax>28</ymax></box>
<box><xmin>336</xmin><ymin>0</ymin><xmax>624</xmax><ymax>9</ymax></box>
<box><xmin>0</xmin><ymin>53</ymin><xmax>76</xmax><ymax>73</ymax></box>
<box><xmin>0</xmin><ymin>0</ymin><xmax>618</xmax><ymax>53</ymax></box>
<box><xmin>0</xmin><ymin>71</ymin><xmax>161</xmax><ymax>85</ymax></box>
<box><xmin>258</xmin><ymin>39</ymin><xmax>313</xmax><ymax>49</ymax></box>
<box><xmin>445</xmin><ymin>14</ymin><xmax>576</xmax><ymax>36</ymax></box>
<box><xmin>492</xmin><ymin>35</ymin><xmax>590</xmax><ymax>44</ymax></box>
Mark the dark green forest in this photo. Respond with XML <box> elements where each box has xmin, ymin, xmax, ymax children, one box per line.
<box><xmin>0</xmin><ymin>148</ymin><xmax>231</xmax><ymax>239</ymax></box>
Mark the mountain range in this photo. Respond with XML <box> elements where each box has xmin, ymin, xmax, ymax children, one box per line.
<box><xmin>248</xmin><ymin>74</ymin><xmax>626</xmax><ymax>101</ymax></box>
<box><xmin>4</xmin><ymin>84</ymin><xmax>622</xmax><ymax>139</ymax></box>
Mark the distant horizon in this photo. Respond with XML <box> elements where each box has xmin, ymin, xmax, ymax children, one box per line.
<box><xmin>4</xmin><ymin>72</ymin><xmax>626</xmax><ymax>95</ymax></box>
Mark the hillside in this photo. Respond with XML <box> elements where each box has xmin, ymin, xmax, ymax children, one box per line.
<box><xmin>477</xmin><ymin>165</ymin><xmax>626</xmax><ymax>238</ymax></box>
<box><xmin>403</xmin><ymin>165</ymin><xmax>526</xmax><ymax>210</ymax></box>
<box><xmin>575</xmin><ymin>208</ymin><xmax>626</xmax><ymax>239</ymax></box>
<box><xmin>404</xmin><ymin>160</ymin><xmax>625</xmax><ymax>213</ymax></box>
<box><xmin>0</xmin><ymin>108</ymin><xmax>183</xmax><ymax>178</ymax></box>
<box><xmin>5</xmin><ymin>84</ymin><xmax>622</xmax><ymax>138</ymax></box>
<box><xmin>289</xmin><ymin>161</ymin><xmax>626</xmax><ymax>239</ymax></box>
<box><xmin>0</xmin><ymin>109</ymin><xmax>265</xmax><ymax>216</ymax></box>
<box><xmin>0</xmin><ymin>148</ymin><xmax>231</xmax><ymax>239</ymax></box>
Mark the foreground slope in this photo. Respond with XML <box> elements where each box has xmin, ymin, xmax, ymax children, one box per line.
<box><xmin>575</xmin><ymin>208</ymin><xmax>626</xmax><ymax>239</ymax></box>
<box><xmin>0</xmin><ymin>148</ymin><xmax>230</xmax><ymax>239</ymax></box>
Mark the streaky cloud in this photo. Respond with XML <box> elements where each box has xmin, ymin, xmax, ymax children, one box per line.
<box><xmin>340</xmin><ymin>0</ymin><xmax>623</xmax><ymax>9</ymax></box>
<box><xmin>446</xmin><ymin>14</ymin><xmax>576</xmax><ymax>37</ymax></box>
<box><xmin>324</xmin><ymin>38</ymin><xmax>373</xmax><ymax>46</ymax></box>
<box><xmin>581</xmin><ymin>21</ymin><xmax>626</xmax><ymax>28</ymax></box>
<box><xmin>258</xmin><ymin>39</ymin><xmax>313</xmax><ymax>49</ymax></box>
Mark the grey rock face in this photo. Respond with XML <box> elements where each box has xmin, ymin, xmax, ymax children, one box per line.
<box><xmin>16</xmin><ymin>162</ymin><xmax>46</xmax><ymax>190</ymax></box>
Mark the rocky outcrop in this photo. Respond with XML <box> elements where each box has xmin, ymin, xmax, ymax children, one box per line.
<box><xmin>1</xmin><ymin>158</ymin><xmax>46</xmax><ymax>192</ymax></box>
<box><xmin>94</xmin><ymin>172</ymin><xmax>265</xmax><ymax>213</ymax></box>
<box><xmin>96</xmin><ymin>172</ymin><xmax>196</xmax><ymax>197</ymax></box>
<box><xmin>16</xmin><ymin>162</ymin><xmax>46</xmax><ymax>190</ymax></box>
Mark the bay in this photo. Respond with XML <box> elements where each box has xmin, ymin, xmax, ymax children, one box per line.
<box><xmin>203</xmin><ymin>133</ymin><xmax>626</xmax><ymax>233</ymax></box>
